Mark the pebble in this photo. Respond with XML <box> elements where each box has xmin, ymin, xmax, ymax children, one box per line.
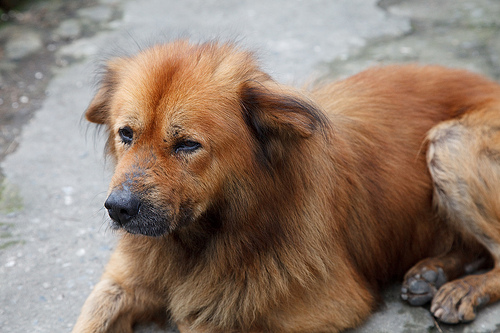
<box><xmin>54</xmin><ymin>19</ymin><xmax>82</xmax><ymax>40</ymax></box>
<box><xmin>62</xmin><ymin>186</ymin><xmax>74</xmax><ymax>205</ymax></box>
<box><xmin>5</xmin><ymin>260</ymin><xmax>16</xmax><ymax>268</ymax></box>
<box><xmin>77</xmin><ymin>5</ymin><xmax>114</xmax><ymax>23</ymax></box>
<box><xmin>57</xmin><ymin>38</ymin><xmax>100</xmax><ymax>60</ymax></box>
<box><xmin>5</xmin><ymin>30</ymin><xmax>43</xmax><ymax>60</ymax></box>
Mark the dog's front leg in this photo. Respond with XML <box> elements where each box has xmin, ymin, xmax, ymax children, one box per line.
<box><xmin>72</xmin><ymin>277</ymin><xmax>136</xmax><ymax>333</ymax></box>
<box><xmin>73</xmin><ymin>273</ymin><xmax>168</xmax><ymax>333</ymax></box>
<box><xmin>72</xmin><ymin>242</ymin><xmax>168</xmax><ymax>333</ymax></box>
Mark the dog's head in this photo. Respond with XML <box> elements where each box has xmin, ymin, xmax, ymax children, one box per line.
<box><xmin>87</xmin><ymin>41</ymin><xmax>327</xmax><ymax>237</ymax></box>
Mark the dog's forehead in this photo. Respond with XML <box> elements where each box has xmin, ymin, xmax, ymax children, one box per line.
<box><xmin>112</xmin><ymin>43</ymin><xmax>253</xmax><ymax>135</ymax></box>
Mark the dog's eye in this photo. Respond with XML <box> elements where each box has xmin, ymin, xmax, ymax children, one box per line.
<box><xmin>118</xmin><ymin>127</ymin><xmax>134</xmax><ymax>145</ymax></box>
<box><xmin>174</xmin><ymin>140</ymin><xmax>201</xmax><ymax>154</ymax></box>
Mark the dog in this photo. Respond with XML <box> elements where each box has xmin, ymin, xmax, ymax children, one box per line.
<box><xmin>73</xmin><ymin>40</ymin><xmax>500</xmax><ymax>332</ymax></box>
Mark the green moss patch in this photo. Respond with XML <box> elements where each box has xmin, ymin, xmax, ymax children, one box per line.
<box><xmin>0</xmin><ymin>180</ymin><xmax>23</xmax><ymax>214</ymax></box>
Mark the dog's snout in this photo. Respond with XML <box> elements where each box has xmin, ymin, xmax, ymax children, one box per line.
<box><xmin>105</xmin><ymin>187</ymin><xmax>141</xmax><ymax>226</ymax></box>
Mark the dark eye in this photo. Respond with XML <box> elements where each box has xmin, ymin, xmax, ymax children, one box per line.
<box><xmin>118</xmin><ymin>126</ymin><xmax>133</xmax><ymax>145</ymax></box>
<box><xmin>174</xmin><ymin>140</ymin><xmax>201</xmax><ymax>154</ymax></box>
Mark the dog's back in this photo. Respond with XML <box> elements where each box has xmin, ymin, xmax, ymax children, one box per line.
<box><xmin>308</xmin><ymin>65</ymin><xmax>500</xmax><ymax>284</ymax></box>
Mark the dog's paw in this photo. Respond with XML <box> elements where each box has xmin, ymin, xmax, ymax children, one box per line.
<box><xmin>401</xmin><ymin>265</ymin><xmax>447</xmax><ymax>306</ymax></box>
<box><xmin>431</xmin><ymin>276</ymin><xmax>490</xmax><ymax>324</ymax></box>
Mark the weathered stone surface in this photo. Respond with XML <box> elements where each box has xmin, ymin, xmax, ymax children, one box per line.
<box><xmin>387</xmin><ymin>0</ymin><xmax>500</xmax><ymax>27</ymax></box>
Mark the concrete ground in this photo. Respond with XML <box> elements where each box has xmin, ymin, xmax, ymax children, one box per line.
<box><xmin>1</xmin><ymin>0</ymin><xmax>500</xmax><ymax>332</ymax></box>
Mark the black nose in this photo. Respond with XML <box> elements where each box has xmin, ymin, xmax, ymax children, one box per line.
<box><xmin>104</xmin><ymin>187</ymin><xmax>141</xmax><ymax>226</ymax></box>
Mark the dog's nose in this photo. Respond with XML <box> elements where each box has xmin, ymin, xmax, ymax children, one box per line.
<box><xmin>104</xmin><ymin>187</ymin><xmax>141</xmax><ymax>226</ymax></box>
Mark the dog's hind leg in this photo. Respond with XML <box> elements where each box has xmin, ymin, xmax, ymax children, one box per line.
<box><xmin>422</xmin><ymin>109</ymin><xmax>500</xmax><ymax>324</ymax></box>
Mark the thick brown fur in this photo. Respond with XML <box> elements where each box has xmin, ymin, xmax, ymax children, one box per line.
<box><xmin>73</xmin><ymin>40</ymin><xmax>500</xmax><ymax>332</ymax></box>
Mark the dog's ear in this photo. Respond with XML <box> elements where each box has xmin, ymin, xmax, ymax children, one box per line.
<box><xmin>86</xmin><ymin>87</ymin><xmax>110</xmax><ymax>124</ymax></box>
<box><xmin>240</xmin><ymin>81</ymin><xmax>326</xmax><ymax>139</ymax></box>
<box><xmin>240</xmin><ymin>80</ymin><xmax>328</xmax><ymax>165</ymax></box>
<box><xmin>86</xmin><ymin>59</ymin><xmax>123</xmax><ymax>125</ymax></box>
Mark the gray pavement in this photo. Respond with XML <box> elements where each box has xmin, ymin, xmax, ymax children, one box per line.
<box><xmin>1</xmin><ymin>0</ymin><xmax>500</xmax><ymax>332</ymax></box>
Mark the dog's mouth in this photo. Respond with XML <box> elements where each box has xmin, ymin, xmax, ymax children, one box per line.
<box><xmin>109</xmin><ymin>214</ymin><xmax>170</xmax><ymax>237</ymax></box>
<box><xmin>111</xmin><ymin>222</ymin><xmax>169</xmax><ymax>237</ymax></box>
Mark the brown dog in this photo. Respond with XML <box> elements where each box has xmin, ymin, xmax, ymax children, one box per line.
<box><xmin>73</xmin><ymin>40</ymin><xmax>500</xmax><ymax>332</ymax></box>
